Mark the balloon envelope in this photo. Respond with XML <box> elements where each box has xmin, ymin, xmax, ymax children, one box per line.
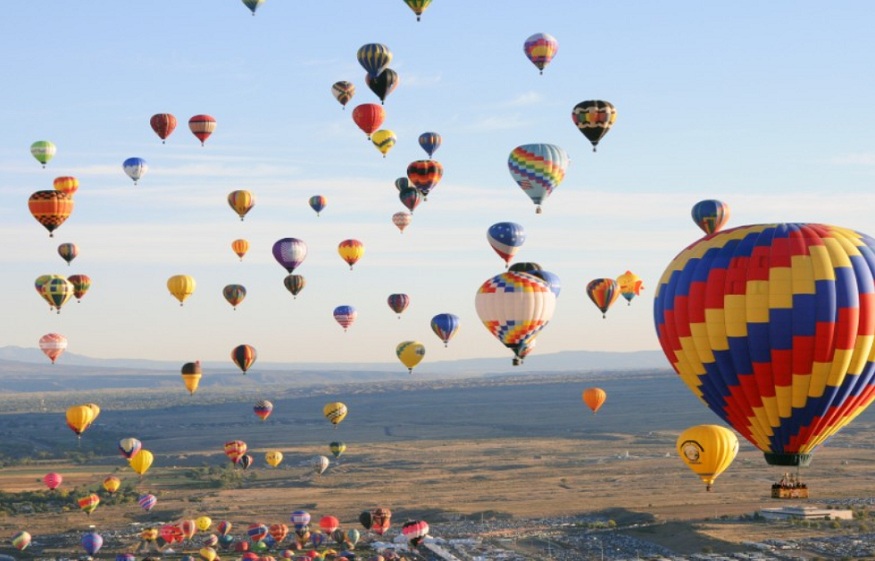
<box><xmin>31</xmin><ymin>140</ymin><xmax>56</xmax><ymax>167</ymax></box>
<box><xmin>123</xmin><ymin>157</ymin><xmax>148</xmax><ymax>184</ymax></box>
<box><xmin>228</xmin><ymin>190</ymin><xmax>255</xmax><ymax>221</ymax></box>
<box><xmin>677</xmin><ymin>425</ymin><xmax>739</xmax><ymax>490</ymax></box>
<box><xmin>571</xmin><ymin>100</ymin><xmax>617</xmax><ymax>151</ymax></box>
<box><xmin>273</xmin><ymin>238</ymin><xmax>308</xmax><ymax>274</ymax></box>
<box><xmin>691</xmin><ymin>199</ymin><xmax>731</xmax><ymax>235</ymax></box>
<box><xmin>150</xmin><ymin>113</ymin><xmax>177</xmax><ymax>142</ymax></box>
<box><xmin>167</xmin><ymin>274</ymin><xmax>196</xmax><ymax>305</ymax></box>
<box><xmin>231</xmin><ymin>344</ymin><xmax>257</xmax><ymax>373</ymax></box>
<box><xmin>29</xmin><ymin>190</ymin><xmax>74</xmax><ymax>237</ymax></box>
<box><xmin>39</xmin><ymin>333</ymin><xmax>67</xmax><ymax>363</ymax></box>
<box><xmin>430</xmin><ymin>313</ymin><xmax>460</xmax><ymax>347</ymax></box>
<box><xmin>357</xmin><ymin>43</ymin><xmax>392</xmax><ymax>79</ymax></box>
<box><xmin>396</xmin><ymin>341</ymin><xmax>425</xmax><ymax>373</ymax></box>
<box><xmin>43</xmin><ymin>472</ymin><xmax>63</xmax><ymax>490</ymax></box>
<box><xmin>524</xmin><ymin>32</ymin><xmax>558</xmax><ymax>74</ymax></box>
<box><xmin>189</xmin><ymin>114</ymin><xmax>217</xmax><ymax>145</ymax></box>
<box><xmin>130</xmin><ymin>449</ymin><xmax>154</xmax><ymax>475</ymax></box>
<box><xmin>507</xmin><ymin>144</ymin><xmax>569</xmax><ymax>213</ymax></box>
<box><xmin>323</xmin><ymin>402</ymin><xmax>348</xmax><ymax>426</ymax></box>
<box><xmin>586</xmin><ymin>278</ymin><xmax>620</xmax><ymax>318</ymax></box>
<box><xmin>582</xmin><ymin>387</ymin><xmax>607</xmax><ymax>414</ymax></box>
<box><xmin>487</xmin><ymin>222</ymin><xmax>526</xmax><ymax>266</ymax></box>
<box><xmin>331</xmin><ymin>81</ymin><xmax>355</xmax><ymax>108</ymax></box>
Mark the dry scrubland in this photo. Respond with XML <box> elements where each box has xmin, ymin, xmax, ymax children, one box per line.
<box><xmin>2</xmin><ymin>371</ymin><xmax>875</xmax><ymax>555</ymax></box>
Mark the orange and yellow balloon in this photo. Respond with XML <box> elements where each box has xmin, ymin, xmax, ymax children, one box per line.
<box><xmin>582</xmin><ymin>387</ymin><xmax>606</xmax><ymax>414</ymax></box>
<box><xmin>338</xmin><ymin>239</ymin><xmax>365</xmax><ymax>270</ymax></box>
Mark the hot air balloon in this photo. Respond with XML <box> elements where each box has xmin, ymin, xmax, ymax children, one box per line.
<box><xmin>189</xmin><ymin>114</ymin><xmax>216</xmax><ymax>146</ymax></box>
<box><xmin>238</xmin><ymin>454</ymin><xmax>254</xmax><ymax>470</ymax></box>
<box><xmin>43</xmin><ymin>472</ymin><xmax>63</xmax><ymax>491</ymax></box>
<box><xmin>403</xmin><ymin>0</ymin><xmax>432</xmax><ymax>20</ymax></box>
<box><xmin>311</xmin><ymin>455</ymin><xmax>330</xmax><ymax>475</ymax></box>
<box><xmin>365</xmin><ymin>69</ymin><xmax>399</xmax><ymax>105</ymax></box>
<box><xmin>586</xmin><ymin>278</ymin><xmax>620</xmax><ymax>318</ymax></box>
<box><xmin>571</xmin><ymin>100</ymin><xmax>617</xmax><ymax>152</ymax></box>
<box><xmin>57</xmin><ymin>242</ymin><xmax>78</xmax><ymax>265</ymax></box>
<box><xmin>35</xmin><ymin>274</ymin><xmax>60</xmax><ymax>307</ymax></box>
<box><xmin>53</xmin><ymin>176</ymin><xmax>79</xmax><ymax>196</ymax></box>
<box><xmin>677</xmin><ymin>425</ymin><xmax>739</xmax><ymax>491</ymax></box>
<box><xmin>395</xmin><ymin>177</ymin><xmax>410</xmax><ymax>191</ymax></box>
<box><xmin>507</xmin><ymin>144</ymin><xmax>569</xmax><ymax>213</ymax></box>
<box><xmin>327</xmin><ymin>442</ymin><xmax>345</xmax><ymax>460</ymax></box>
<box><xmin>231</xmin><ymin>344</ymin><xmax>257</xmax><ymax>374</ymax></box>
<box><xmin>396</xmin><ymin>341</ymin><xmax>425</xmax><ymax>373</ymax></box>
<box><xmin>81</xmin><ymin>530</ymin><xmax>103</xmax><ymax>555</ymax></box>
<box><xmin>242</xmin><ymin>0</ymin><xmax>265</xmax><ymax>15</ymax></box>
<box><xmin>200</xmin><ymin>547</ymin><xmax>217</xmax><ymax>561</ymax></box>
<box><xmin>269</xmin><ymin>523</ymin><xmax>288</xmax><ymax>544</ymax></box>
<box><xmin>247</xmin><ymin>524</ymin><xmax>268</xmax><ymax>543</ymax></box>
<box><xmin>12</xmin><ymin>531</ymin><xmax>31</xmax><ymax>551</ymax></box>
<box><xmin>180</xmin><ymin>520</ymin><xmax>197</xmax><ymax>541</ymax></box>
<box><xmin>430</xmin><ymin>313</ymin><xmax>460</xmax><ymax>347</ymax></box>
<box><xmin>216</xmin><ymin>521</ymin><xmax>232</xmax><ymax>537</ymax></box>
<box><xmin>283</xmin><ymin>274</ymin><xmax>306</xmax><ymax>299</ymax></box>
<box><xmin>118</xmin><ymin>437</ymin><xmax>142</xmax><ymax>459</ymax></box>
<box><xmin>67</xmin><ymin>273</ymin><xmax>91</xmax><ymax>302</ymax></box>
<box><xmin>318</xmin><ymin>516</ymin><xmax>339</xmax><ymax>535</ymax></box>
<box><xmin>414</xmin><ymin>131</ymin><xmax>441</xmax><ymax>159</ymax></box>
<box><xmin>357</xmin><ymin>43</ymin><xmax>392</xmax><ymax>79</ymax></box>
<box><xmin>254</xmin><ymin>400</ymin><xmax>273</xmax><ymax>421</ymax></box>
<box><xmin>331</xmin><ymin>81</ymin><xmax>355</xmax><ymax>109</ymax></box>
<box><xmin>167</xmin><ymin>274</ymin><xmax>196</xmax><ymax>306</ymax></box>
<box><xmin>228</xmin><ymin>190</ymin><xmax>255</xmax><ymax>221</ymax></box>
<box><xmin>487</xmin><ymin>222</ymin><xmax>526</xmax><ymax>267</ymax></box>
<box><xmin>351</xmin><ymin>103</ymin><xmax>385</xmax><ymax>140</ymax></box>
<box><xmin>333</xmin><ymin>305</ymin><xmax>357</xmax><ymax>331</ymax></box>
<box><xmin>475</xmin><ymin>271</ymin><xmax>557</xmax><ymax>365</ymax></box>
<box><xmin>30</xmin><ymin>140</ymin><xmax>56</xmax><ymax>168</ymax></box>
<box><xmin>290</xmin><ymin>511</ymin><xmax>311</xmax><ymax>534</ymax></box>
<box><xmin>102</xmin><ymin>475</ymin><xmax>121</xmax><ymax>494</ymax></box>
<box><xmin>78</xmin><ymin>494</ymin><xmax>100</xmax><ymax>515</ymax></box>
<box><xmin>338</xmin><ymin>239</ymin><xmax>364</xmax><ymax>270</ymax></box>
<box><xmin>130</xmin><ymin>449</ymin><xmax>154</xmax><ymax>476</ymax></box>
<box><xmin>265</xmin><ymin>450</ymin><xmax>284</xmax><ymax>467</ymax></box>
<box><xmin>231</xmin><ymin>238</ymin><xmax>250</xmax><ymax>261</ymax></box>
<box><xmin>387</xmin><ymin>294</ymin><xmax>410</xmax><ymax>318</ymax></box>
<box><xmin>371</xmin><ymin>507</ymin><xmax>392</xmax><ymax>535</ymax></box>
<box><xmin>616</xmin><ymin>270</ymin><xmax>644</xmax><ymax>305</ymax></box>
<box><xmin>66</xmin><ymin>404</ymin><xmax>96</xmax><ymax>438</ymax></box>
<box><xmin>399</xmin><ymin>186</ymin><xmax>422</xmax><ymax>213</ymax></box>
<box><xmin>223</xmin><ymin>284</ymin><xmax>247</xmax><ymax>310</ymax></box>
<box><xmin>39</xmin><ymin>333</ymin><xmax>67</xmax><ymax>364</ymax></box>
<box><xmin>655</xmin><ymin>223</ymin><xmax>875</xmax><ymax>471</ymax></box>
<box><xmin>691</xmin><ymin>199</ymin><xmax>731</xmax><ymax>235</ymax></box>
<box><xmin>406</xmin><ymin>160</ymin><xmax>443</xmax><ymax>199</ymax></box>
<box><xmin>582</xmin><ymin>388</ymin><xmax>607</xmax><ymax>414</ymax></box>
<box><xmin>138</xmin><ymin>493</ymin><xmax>157</xmax><ymax>511</ymax></box>
<box><xmin>150</xmin><ymin>113</ymin><xmax>177</xmax><ymax>143</ymax></box>
<box><xmin>309</xmin><ymin>195</ymin><xmax>327</xmax><ymax>216</ymax></box>
<box><xmin>181</xmin><ymin>361</ymin><xmax>202</xmax><ymax>395</ymax></box>
<box><xmin>371</xmin><ymin>129</ymin><xmax>396</xmax><ymax>157</ymax></box>
<box><xmin>392</xmin><ymin>211</ymin><xmax>412</xmax><ymax>233</ymax></box>
<box><xmin>123</xmin><ymin>157</ymin><xmax>148</xmax><ymax>185</ymax></box>
<box><xmin>530</xmin><ymin>269</ymin><xmax>561</xmax><ymax>298</ymax></box>
<box><xmin>523</xmin><ymin>33</ymin><xmax>558</xmax><ymax>75</ymax></box>
<box><xmin>28</xmin><ymin>190</ymin><xmax>73</xmax><ymax>237</ymax></box>
<box><xmin>323</xmin><ymin>402</ymin><xmax>348</xmax><ymax>427</ymax></box>
<box><xmin>272</xmin><ymin>238</ymin><xmax>308</xmax><ymax>274</ymax></box>
<box><xmin>401</xmin><ymin>520</ymin><xmax>429</xmax><ymax>548</ymax></box>
<box><xmin>40</xmin><ymin>277</ymin><xmax>75</xmax><ymax>313</ymax></box>
<box><xmin>224</xmin><ymin>440</ymin><xmax>248</xmax><ymax>463</ymax></box>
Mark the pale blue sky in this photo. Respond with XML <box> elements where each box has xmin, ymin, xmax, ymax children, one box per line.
<box><xmin>1</xmin><ymin>2</ymin><xmax>874</xmax><ymax>367</ymax></box>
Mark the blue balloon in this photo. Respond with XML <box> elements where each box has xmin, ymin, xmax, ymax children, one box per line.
<box><xmin>81</xmin><ymin>531</ymin><xmax>103</xmax><ymax>556</ymax></box>
<box><xmin>122</xmin><ymin>157</ymin><xmax>148</xmax><ymax>185</ymax></box>
<box><xmin>418</xmin><ymin>132</ymin><xmax>442</xmax><ymax>158</ymax></box>
<box><xmin>487</xmin><ymin>222</ymin><xmax>526</xmax><ymax>266</ymax></box>
<box><xmin>218</xmin><ymin>535</ymin><xmax>235</xmax><ymax>550</ymax></box>
<box><xmin>530</xmin><ymin>270</ymin><xmax>561</xmax><ymax>298</ymax></box>
<box><xmin>431</xmin><ymin>313</ymin><xmax>461</xmax><ymax>347</ymax></box>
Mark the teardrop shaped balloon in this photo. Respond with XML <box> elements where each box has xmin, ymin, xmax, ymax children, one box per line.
<box><xmin>272</xmin><ymin>238</ymin><xmax>308</xmax><ymax>274</ymax></box>
<box><xmin>123</xmin><ymin>157</ymin><xmax>148</xmax><ymax>185</ymax></box>
<box><xmin>78</xmin><ymin>494</ymin><xmax>100</xmax><ymax>516</ymax></box>
<box><xmin>39</xmin><ymin>333</ymin><xmax>67</xmax><ymax>364</ymax></box>
<box><xmin>582</xmin><ymin>387</ymin><xmax>607</xmax><ymax>414</ymax></box>
<box><xmin>418</xmin><ymin>132</ymin><xmax>441</xmax><ymax>158</ymax></box>
<box><xmin>691</xmin><ymin>199</ymin><xmax>730</xmax><ymax>235</ymax></box>
<box><xmin>242</xmin><ymin>0</ymin><xmax>265</xmax><ymax>15</ymax></box>
<box><xmin>430</xmin><ymin>313</ymin><xmax>460</xmax><ymax>347</ymax></box>
<box><xmin>167</xmin><ymin>274</ymin><xmax>196</xmax><ymax>306</ymax></box>
<box><xmin>67</xmin><ymin>273</ymin><xmax>91</xmax><ymax>302</ymax></box>
<box><xmin>53</xmin><ymin>176</ymin><xmax>79</xmax><ymax>196</ymax></box>
<box><xmin>29</xmin><ymin>190</ymin><xmax>74</xmax><ymax>237</ymax></box>
<box><xmin>228</xmin><ymin>190</ymin><xmax>255</xmax><ymax>221</ymax></box>
<box><xmin>507</xmin><ymin>144</ymin><xmax>569</xmax><ymax>213</ymax></box>
<box><xmin>357</xmin><ymin>43</ymin><xmax>392</xmax><ymax>79</ymax></box>
<box><xmin>403</xmin><ymin>0</ymin><xmax>432</xmax><ymax>21</ymax></box>
<box><xmin>323</xmin><ymin>402</ymin><xmax>348</xmax><ymax>427</ymax></box>
<box><xmin>571</xmin><ymin>100</ymin><xmax>617</xmax><ymax>152</ymax></box>
<box><xmin>254</xmin><ymin>399</ymin><xmax>273</xmax><ymax>421</ymax></box>
<box><xmin>524</xmin><ymin>33</ymin><xmax>558</xmax><ymax>75</ymax></box>
<box><xmin>654</xmin><ymin>223</ymin><xmax>875</xmax><ymax>468</ymax></box>
<box><xmin>265</xmin><ymin>450</ymin><xmax>284</xmax><ymax>467</ymax></box>
<box><xmin>231</xmin><ymin>238</ymin><xmax>249</xmax><ymax>261</ymax></box>
<box><xmin>283</xmin><ymin>274</ymin><xmax>306</xmax><ymax>299</ymax></box>
<box><xmin>586</xmin><ymin>278</ymin><xmax>619</xmax><ymax>318</ymax></box>
<box><xmin>331</xmin><ymin>81</ymin><xmax>355</xmax><ymax>109</ymax></box>
<box><xmin>57</xmin><ymin>242</ymin><xmax>78</xmax><ymax>265</ymax></box>
<box><xmin>189</xmin><ymin>114</ymin><xmax>217</xmax><ymax>146</ymax></box>
<box><xmin>41</xmin><ymin>277</ymin><xmax>75</xmax><ymax>313</ymax></box>
<box><xmin>309</xmin><ymin>195</ymin><xmax>327</xmax><ymax>216</ymax></box>
<box><xmin>129</xmin><ymin>449</ymin><xmax>154</xmax><ymax>475</ymax></box>
<box><xmin>311</xmin><ymin>455</ymin><xmax>330</xmax><ymax>474</ymax></box>
<box><xmin>365</xmin><ymin>69</ymin><xmax>399</xmax><ymax>104</ymax></box>
<box><xmin>223</xmin><ymin>284</ymin><xmax>247</xmax><ymax>310</ymax></box>
<box><xmin>138</xmin><ymin>493</ymin><xmax>157</xmax><ymax>511</ymax></box>
<box><xmin>30</xmin><ymin>140</ymin><xmax>56</xmax><ymax>168</ymax></box>
<box><xmin>396</xmin><ymin>341</ymin><xmax>426</xmax><ymax>373</ymax></box>
<box><xmin>224</xmin><ymin>440</ymin><xmax>247</xmax><ymax>463</ymax></box>
<box><xmin>371</xmin><ymin>129</ymin><xmax>397</xmax><ymax>157</ymax></box>
<box><xmin>352</xmin><ymin>103</ymin><xmax>385</xmax><ymax>140</ymax></box>
<box><xmin>81</xmin><ymin>530</ymin><xmax>103</xmax><ymax>554</ymax></box>
<box><xmin>150</xmin><ymin>113</ymin><xmax>177</xmax><ymax>143</ymax></box>
<box><xmin>118</xmin><ymin>437</ymin><xmax>142</xmax><ymax>459</ymax></box>
<box><xmin>395</xmin><ymin>176</ymin><xmax>410</xmax><ymax>192</ymax></box>
<box><xmin>406</xmin><ymin>160</ymin><xmax>443</xmax><ymax>199</ymax></box>
<box><xmin>329</xmin><ymin>441</ymin><xmax>346</xmax><ymax>459</ymax></box>
<box><xmin>677</xmin><ymin>425</ymin><xmax>739</xmax><ymax>491</ymax></box>
<box><xmin>338</xmin><ymin>239</ymin><xmax>364</xmax><ymax>270</ymax></box>
<box><xmin>333</xmin><ymin>305</ymin><xmax>357</xmax><ymax>331</ymax></box>
<box><xmin>102</xmin><ymin>475</ymin><xmax>121</xmax><ymax>494</ymax></box>
<box><xmin>387</xmin><ymin>293</ymin><xmax>410</xmax><ymax>317</ymax></box>
<box><xmin>487</xmin><ymin>222</ymin><xmax>526</xmax><ymax>267</ymax></box>
<box><xmin>392</xmin><ymin>211</ymin><xmax>412</xmax><ymax>233</ymax></box>
<box><xmin>399</xmin><ymin>187</ymin><xmax>422</xmax><ymax>213</ymax></box>
<box><xmin>43</xmin><ymin>472</ymin><xmax>63</xmax><ymax>490</ymax></box>
<box><xmin>231</xmin><ymin>344</ymin><xmax>257</xmax><ymax>374</ymax></box>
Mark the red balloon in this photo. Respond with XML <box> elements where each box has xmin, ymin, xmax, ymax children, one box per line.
<box><xmin>150</xmin><ymin>113</ymin><xmax>177</xmax><ymax>143</ymax></box>
<box><xmin>351</xmin><ymin>104</ymin><xmax>385</xmax><ymax>140</ymax></box>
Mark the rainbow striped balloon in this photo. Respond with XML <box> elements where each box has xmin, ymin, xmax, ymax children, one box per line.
<box><xmin>654</xmin><ymin>223</ymin><xmax>875</xmax><ymax>466</ymax></box>
<box><xmin>507</xmin><ymin>144</ymin><xmax>569</xmax><ymax>213</ymax></box>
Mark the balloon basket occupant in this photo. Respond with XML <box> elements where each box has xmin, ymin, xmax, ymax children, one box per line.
<box><xmin>771</xmin><ymin>469</ymin><xmax>809</xmax><ymax>499</ymax></box>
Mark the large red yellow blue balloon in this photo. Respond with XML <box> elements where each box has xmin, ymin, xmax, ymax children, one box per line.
<box><xmin>524</xmin><ymin>33</ymin><xmax>558</xmax><ymax>75</ymax></box>
<box><xmin>507</xmin><ymin>144</ymin><xmax>569</xmax><ymax>213</ymax></box>
<box><xmin>654</xmin><ymin>223</ymin><xmax>875</xmax><ymax>467</ymax></box>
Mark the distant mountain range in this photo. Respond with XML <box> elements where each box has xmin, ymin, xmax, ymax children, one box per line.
<box><xmin>0</xmin><ymin>345</ymin><xmax>671</xmax><ymax>392</ymax></box>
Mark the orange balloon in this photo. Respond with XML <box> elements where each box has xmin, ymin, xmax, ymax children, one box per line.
<box><xmin>582</xmin><ymin>387</ymin><xmax>607</xmax><ymax>414</ymax></box>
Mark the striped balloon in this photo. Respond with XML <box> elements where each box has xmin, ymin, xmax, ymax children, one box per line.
<box><xmin>227</xmin><ymin>190</ymin><xmax>255</xmax><ymax>221</ymax></box>
<box><xmin>403</xmin><ymin>0</ymin><xmax>432</xmax><ymax>20</ymax></box>
<box><xmin>654</xmin><ymin>223</ymin><xmax>875</xmax><ymax>467</ymax></box>
<box><xmin>28</xmin><ymin>190</ymin><xmax>74</xmax><ymax>237</ymax></box>
<box><xmin>586</xmin><ymin>278</ymin><xmax>620</xmax><ymax>318</ymax></box>
<box><xmin>12</xmin><ymin>531</ymin><xmax>31</xmax><ymax>551</ymax></box>
<box><xmin>387</xmin><ymin>293</ymin><xmax>410</xmax><ymax>317</ymax></box>
<box><xmin>507</xmin><ymin>144</ymin><xmax>569</xmax><ymax>213</ymax></box>
<box><xmin>138</xmin><ymin>493</ymin><xmax>157</xmax><ymax>512</ymax></box>
<box><xmin>524</xmin><ymin>32</ymin><xmax>559</xmax><ymax>74</ymax></box>
<box><xmin>333</xmin><ymin>305</ymin><xmax>357</xmax><ymax>331</ymax></box>
<box><xmin>30</xmin><ymin>140</ymin><xmax>56</xmax><ymax>167</ymax></box>
<box><xmin>253</xmin><ymin>400</ymin><xmax>273</xmax><ymax>421</ymax></box>
<box><xmin>356</xmin><ymin>43</ymin><xmax>392</xmax><ymax>79</ymax></box>
<box><xmin>150</xmin><ymin>113</ymin><xmax>177</xmax><ymax>143</ymax></box>
<box><xmin>691</xmin><ymin>199</ymin><xmax>731</xmax><ymax>235</ymax></box>
<box><xmin>53</xmin><ymin>176</ymin><xmax>79</xmax><ymax>196</ymax></box>
<box><xmin>331</xmin><ymin>81</ymin><xmax>355</xmax><ymax>109</ymax></box>
<box><xmin>487</xmin><ymin>222</ymin><xmax>526</xmax><ymax>267</ymax></box>
<box><xmin>189</xmin><ymin>114</ymin><xmax>216</xmax><ymax>146</ymax></box>
<box><xmin>231</xmin><ymin>344</ymin><xmax>257</xmax><ymax>374</ymax></box>
<box><xmin>272</xmin><ymin>238</ymin><xmax>308</xmax><ymax>274</ymax></box>
<box><xmin>418</xmin><ymin>132</ymin><xmax>441</xmax><ymax>158</ymax></box>
<box><xmin>571</xmin><ymin>100</ymin><xmax>616</xmax><ymax>152</ymax></box>
<box><xmin>430</xmin><ymin>313</ymin><xmax>460</xmax><ymax>347</ymax></box>
<box><xmin>406</xmin><ymin>160</ymin><xmax>443</xmax><ymax>199</ymax></box>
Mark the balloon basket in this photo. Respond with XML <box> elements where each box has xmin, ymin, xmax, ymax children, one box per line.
<box><xmin>771</xmin><ymin>471</ymin><xmax>809</xmax><ymax>499</ymax></box>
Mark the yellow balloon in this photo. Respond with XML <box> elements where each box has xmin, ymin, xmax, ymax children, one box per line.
<box><xmin>199</xmin><ymin>547</ymin><xmax>217</xmax><ymax>561</ymax></box>
<box><xmin>677</xmin><ymin>425</ymin><xmax>738</xmax><ymax>491</ymax></box>
<box><xmin>167</xmin><ymin>274</ymin><xmax>196</xmax><ymax>305</ymax></box>
<box><xmin>181</xmin><ymin>361</ymin><xmax>202</xmax><ymax>395</ymax></box>
<box><xmin>265</xmin><ymin>450</ymin><xmax>284</xmax><ymax>467</ymax></box>
<box><xmin>337</xmin><ymin>239</ymin><xmax>365</xmax><ymax>270</ymax></box>
<box><xmin>371</xmin><ymin>129</ymin><xmax>397</xmax><ymax>157</ymax></box>
<box><xmin>102</xmin><ymin>475</ymin><xmax>121</xmax><ymax>494</ymax></box>
<box><xmin>323</xmin><ymin>402</ymin><xmax>348</xmax><ymax>427</ymax></box>
<box><xmin>196</xmin><ymin>516</ymin><xmax>212</xmax><ymax>532</ymax></box>
<box><xmin>129</xmin><ymin>449</ymin><xmax>154</xmax><ymax>476</ymax></box>
<box><xmin>65</xmin><ymin>404</ymin><xmax>95</xmax><ymax>437</ymax></box>
<box><xmin>396</xmin><ymin>341</ymin><xmax>425</xmax><ymax>373</ymax></box>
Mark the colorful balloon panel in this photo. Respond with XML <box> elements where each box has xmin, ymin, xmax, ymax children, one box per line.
<box><xmin>254</xmin><ymin>399</ymin><xmax>273</xmax><ymax>421</ymax></box>
<box><xmin>616</xmin><ymin>270</ymin><xmax>644</xmax><ymax>304</ymax></box>
<box><xmin>418</xmin><ymin>132</ymin><xmax>441</xmax><ymax>158</ymax></box>
<box><xmin>333</xmin><ymin>305</ymin><xmax>357</xmax><ymax>331</ymax></box>
<box><xmin>67</xmin><ymin>273</ymin><xmax>91</xmax><ymax>301</ymax></box>
<box><xmin>228</xmin><ymin>190</ymin><xmax>255</xmax><ymax>220</ymax></box>
<box><xmin>283</xmin><ymin>274</ymin><xmax>306</xmax><ymax>298</ymax></box>
<box><xmin>323</xmin><ymin>402</ymin><xmax>348</xmax><ymax>426</ymax></box>
<box><xmin>53</xmin><ymin>176</ymin><xmax>79</xmax><ymax>196</ymax></box>
<box><xmin>371</xmin><ymin>129</ymin><xmax>397</xmax><ymax>156</ymax></box>
<box><xmin>223</xmin><ymin>284</ymin><xmax>247</xmax><ymax>309</ymax></box>
<box><xmin>392</xmin><ymin>211</ymin><xmax>412</xmax><ymax>233</ymax></box>
<box><xmin>272</xmin><ymin>238</ymin><xmax>308</xmax><ymax>273</ymax></box>
<box><xmin>654</xmin><ymin>223</ymin><xmax>875</xmax><ymax>466</ymax></box>
<box><xmin>338</xmin><ymin>239</ymin><xmax>364</xmax><ymax>269</ymax></box>
<box><xmin>365</xmin><ymin>69</ymin><xmax>399</xmax><ymax>104</ymax></box>
<box><xmin>387</xmin><ymin>293</ymin><xmax>410</xmax><ymax>317</ymax></box>
<box><xmin>232</xmin><ymin>238</ymin><xmax>250</xmax><ymax>260</ymax></box>
<box><xmin>309</xmin><ymin>195</ymin><xmax>327</xmax><ymax>216</ymax></box>
<box><xmin>28</xmin><ymin>190</ymin><xmax>74</xmax><ymax>236</ymax></box>
<box><xmin>524</xmin><ymin>32</ymin><xmax>558</xmax><ymax>74</ymax></box>
<box><xmin>507</xmin><ymin>144</ymin><xmax>569</xmax><ymax>213</ymax></box>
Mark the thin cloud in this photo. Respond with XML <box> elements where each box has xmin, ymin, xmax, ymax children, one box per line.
<box><xmin>830</xmin><ymin>153</ymin><xmax>875</xmax><ymax>165</ymax></box>
<box><xmin>460</xmin><ymin>114</ymin><xmax>533</xmax><ymax>133</ymax></box>
<box><xmin>501</xmin><ymin>92</ymin><xmax>543</xmax><ymax>107</ymax></box>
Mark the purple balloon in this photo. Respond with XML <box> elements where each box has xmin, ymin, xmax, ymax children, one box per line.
<box><xmin>82</xmin><ymin>531</ymin><xmax>103</xmax><ymax>555</ymax></box>
<box><xmin>272</xmin><ymin>238</ymin><xmax>308</xmax><ymax>274</ymax></box>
